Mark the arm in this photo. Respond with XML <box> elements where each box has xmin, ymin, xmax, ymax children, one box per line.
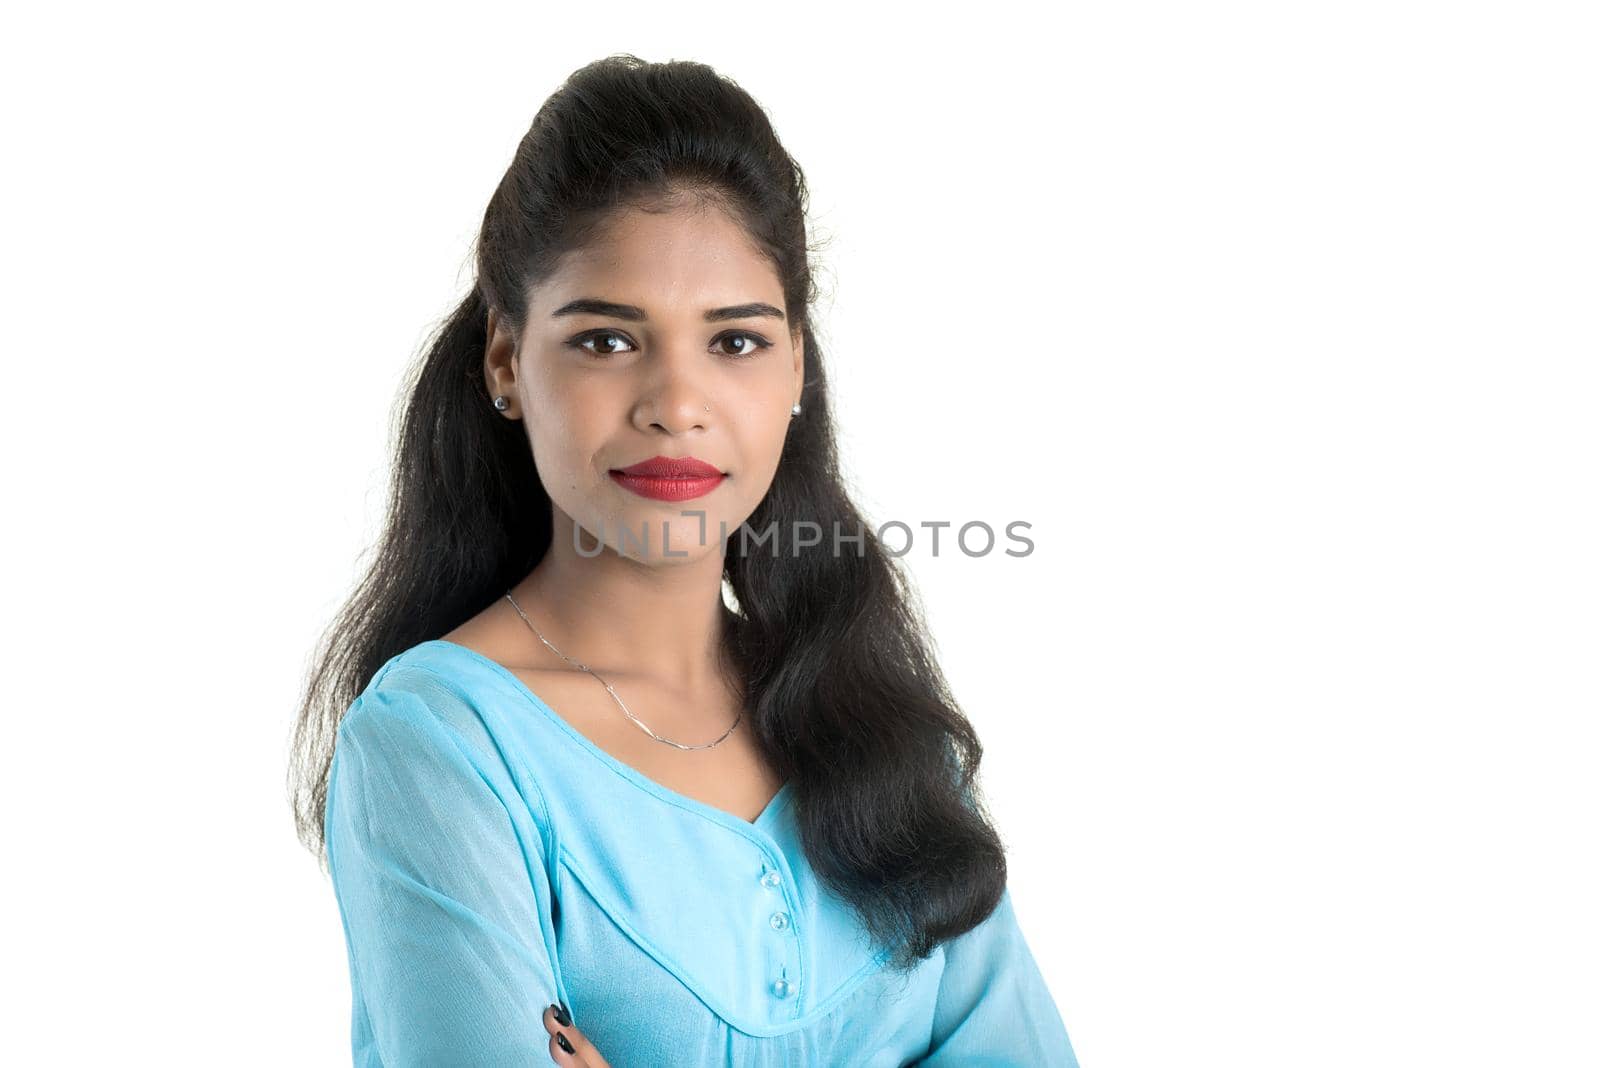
<box><xmin>915</xmin><ymin>886</ymin><xmax>1081</xmax><ymax>1067</ymax></box>
<box><xmin>325</xmin><ymin>684</ymin><xmax>563</xmax><ymax>1066</ymax></box>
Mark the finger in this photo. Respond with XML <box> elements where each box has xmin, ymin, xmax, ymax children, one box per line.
<box><xmin>542</xmin><ymin>1003</ymin><xmax>609</xmax><ymax>1068</ymax></box>
<box><xmin>542</xmin><ymin>1003</ymin><xmax>591</xmax><ymax>1067</ymax></box>
<box><xmin>549</xmin><ymin>1029</ymin><xmax>583</xmax><ymax>1066</ymax></box>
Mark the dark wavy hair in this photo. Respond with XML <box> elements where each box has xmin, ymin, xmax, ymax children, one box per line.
<box><xmin>288</xmin><ymin>53</ymin><xmax>1008</xmax><ymax>973</ymax></box>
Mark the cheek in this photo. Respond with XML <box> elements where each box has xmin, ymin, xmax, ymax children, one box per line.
<box><xmin>732</xmin><ymin>412</ymin><xmax>792</xmax><ymax>487</ymax></box>
<box><xmin>525</xmin><ymin>407</ymin><xmax>606</xmax><ymax>495</ymax></box>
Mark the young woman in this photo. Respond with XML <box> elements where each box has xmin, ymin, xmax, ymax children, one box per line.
<box><xmin>289</xmin><ymin>54</ymin><xmax>1080</xmax><ymax>1067</ymax></box>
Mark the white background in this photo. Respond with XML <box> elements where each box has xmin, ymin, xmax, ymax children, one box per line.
<box><xmin>3</xmin><ymin>2</ymin><xmax>1595</xmax><ymax>1065</ymax></box>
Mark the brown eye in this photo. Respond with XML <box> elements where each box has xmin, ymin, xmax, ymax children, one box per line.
<box><xmin>570</xmin><ymin>330</ymin><xmax>637</xmax><ymax>357</ymax></box>
<box><xmin>714</xmin><ymin>331</ymin><xmax>773</xmax><ymax>359</ymax></box>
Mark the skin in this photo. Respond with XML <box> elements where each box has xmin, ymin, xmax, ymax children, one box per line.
<box><xmin>544</xmin><ymin>1002</ymin><xmax>606</xmax><ymax>1066</ymax></box>
<box><xmin>443</xmin><ymin>191</ymin><xmax>803</xmax><ymax>819</ymax></box>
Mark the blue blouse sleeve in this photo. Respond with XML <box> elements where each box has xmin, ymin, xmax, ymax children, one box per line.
<box><xmin>325</xmin><ymin>684</ymin><xmax>562</xmax><ymax>1066</ymax></box>
<box><xmin>915</xmin><ymin>886</ymin><xmax>1081</xmax><ymax>1067</ymax></box>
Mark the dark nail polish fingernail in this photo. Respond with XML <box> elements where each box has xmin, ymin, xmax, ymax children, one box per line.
<box><xmin>556</xmin><ymin>1031</ymin><xmax>575</xmax><ymax>1055</ymax></box>
<box><xmin>554</xmin><ymin>1001</ymin><xmax>573</xmax><ymax>1027</ymax></box>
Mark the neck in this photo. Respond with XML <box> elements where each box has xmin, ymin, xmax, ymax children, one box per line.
<box><xmin>510</xmin><ymin>511</ymin><xmax>737</xmax><ymax>697</ymax></box>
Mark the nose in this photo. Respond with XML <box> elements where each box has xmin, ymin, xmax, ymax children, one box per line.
<box><xmin>630</xmin><ymin>348</ymin><xmax>714</xmax><ymax>435</ymax></box>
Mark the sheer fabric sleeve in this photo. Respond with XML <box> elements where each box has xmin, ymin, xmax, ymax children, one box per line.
<box><xmin>324</xmin><ymin>683</ymin><xmax>561</xmax><ymax>1066</ymax></box>
<box><xmin>915</xmin><ymin>886</ymin><xmax>1081</xmax><ymax>1067</ymax></box>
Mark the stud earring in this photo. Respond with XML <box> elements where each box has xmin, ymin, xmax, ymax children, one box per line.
<box><xmin>493</xmin><ymin>395</ymin><xmax>509</xmax><ymax>412</ymax></box>
<box><xmin>790</xmin><ymin>402</ymin><xmax>802</xmax><ymax>417</ymax></box>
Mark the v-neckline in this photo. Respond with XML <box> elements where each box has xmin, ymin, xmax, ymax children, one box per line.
<box><xmin>419</xmin><ymin>639</ymin><xmax>793</xmax><ymax>833</ymax></box>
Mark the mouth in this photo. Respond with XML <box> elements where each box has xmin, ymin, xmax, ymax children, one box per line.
<box><xmin>608</xmin><ymin>454</ymin><xmax>727</xmax><ymax>502</ymax></box>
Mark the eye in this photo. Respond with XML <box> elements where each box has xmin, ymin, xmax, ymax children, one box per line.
<box><xmin>714</xmin><ymin>331</ymin><xmax>774</xmax><ymax>359</ymax></box>
<box><xmin>569</xmin><ymin>330</ymin><xmax>637</xmax><ymax>357</ymax></box>
<box><xmin>565</xmin><ymin>329</ymin><xmax>773</xmax><ymax>360</ymax></box>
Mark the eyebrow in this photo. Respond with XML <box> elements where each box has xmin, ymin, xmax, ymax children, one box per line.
<box><xmin>550</xmin><ymin>298</ymin><xmax>786</xmax><ymax>323</ymax></box>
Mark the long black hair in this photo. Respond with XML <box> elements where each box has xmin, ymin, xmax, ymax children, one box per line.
<box><xmin>288</xmin><ymin>53</ymin><xmax>1008</xmax><ymax>973</ymax></box>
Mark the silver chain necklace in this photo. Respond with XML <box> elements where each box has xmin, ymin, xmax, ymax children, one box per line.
<box><xmin>503</xmin><ymin>589</ymin><xmax>742</xmax><ymax>751</ymax></box>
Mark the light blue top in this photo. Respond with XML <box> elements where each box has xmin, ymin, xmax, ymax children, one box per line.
<box><xmin>324</xmin><ymin>639</ymin><xmax>1080</xmax><ymax>1066</ymax></box>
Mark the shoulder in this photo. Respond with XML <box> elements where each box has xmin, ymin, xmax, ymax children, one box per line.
<box><xmin>336</xmin><ymin>639</ymin><xmax>557</xmax><ymax>826</ymax></box>
<box><xmin>337</xmin><ymin>640</ymin><xmax>512</xmax><ymax>772</ymax></box>
<box><xmin>349</xmin><ymin>639</ymin><xmax>491</xmax><ymax>716</ymax></box>
<box><xmin>328</xmin><ymin>645</ymin><xmax>547</xmax><ymax>838</ymax></box>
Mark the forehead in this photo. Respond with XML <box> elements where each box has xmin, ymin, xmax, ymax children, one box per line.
<box><xmin>536</xmin><ymin>203</ymin><xmax>782</xmax><ymax>311</ymax></box>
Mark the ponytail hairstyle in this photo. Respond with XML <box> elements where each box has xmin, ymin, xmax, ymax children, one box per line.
<box><xmin>289</xmin><ymin>54</ymin><xmax>1008</xmax><ymax>973</ymax></box>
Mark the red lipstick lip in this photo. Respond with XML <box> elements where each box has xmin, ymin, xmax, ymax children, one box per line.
<box><xmin>608</xmin><ymin>454</ymin><xmax>726</xmax><ymax>502</ymax></box>
<box><xmin>612</xmin><ymin>455</ymin><xmax>724</xmax><ymax>478</ymax></box>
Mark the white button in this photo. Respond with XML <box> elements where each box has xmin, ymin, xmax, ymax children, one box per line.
<box><xmin>761</xmin><ymin>869</ymin><xmax>782</xmax><ymax>889</ymax></box>
<box><xmin>769</xmin><ymin>911</ymin><xmax>789</xmax><ymax>930</ymax></box>
<box><xmin>771</xmin><ymin>978</ymin><xmax>793</xmax><ymax>999</ymax></box>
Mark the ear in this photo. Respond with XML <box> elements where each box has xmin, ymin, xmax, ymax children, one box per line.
<box><xmin>484</xmin><ymin>306</ymin><xmax>521</xmax><ymax>419</ymax></box>
<box><xmin>791</xmin><ymin>325</ymin><xmax>805</xmax><ymax>405</ymax></box>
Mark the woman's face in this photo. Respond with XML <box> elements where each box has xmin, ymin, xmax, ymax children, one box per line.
<box><xmin>485</xmin><ymin>200</ymin><xmax>805</xmax><ymax>564</ymax></box>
